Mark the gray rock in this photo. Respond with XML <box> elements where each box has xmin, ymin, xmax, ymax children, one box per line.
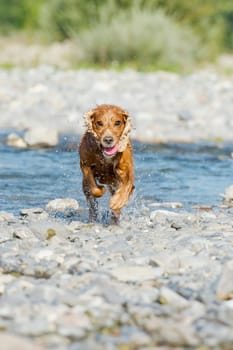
<box><xmin>0</xmin><ymin>68</ymin><xmax>232</xmax><ymax>142</ymax></box>
<box><xmin>0</xmin><ymin>212</ymin><xmax>17</xmax><ymax>223</ymax></box>
<box><xmin>12</xmin><ymin>225</ymin><xmax>35</xmax><ymax>240</ymax></box>
<box><xmin>29</xmin><ymin>218</ymin><xmax>70</xmax><ymax>240</ymax></box>
<box><xmin>159</xmin><ymin>287</ymin><xmax>189</xmax><ymax>310</ymax></box>
<box><xmin>19</xmin><ymin>208</ymin><xmax>49</xmax><ymax>224</ymax></box>
<box><xmin>149</xmin><ymin>202</ymin><xmax>183</xmax><ymax>209</ymax></box>
<box><xmin>196</xmin><ymin>318</ymin><xmax>233</xmax><ymax>348</ymax></box>
<box><xmin>20</xmin><ymin>207</ymin><xmax>45</xmax><ymax>216</ymax></box>
<box><xmin>216</xmin><ymin>260</ymin><xmax>233</xmax><ymax>300</ymax></box>
<box><xmin>45</xmin><ymin>198</ymin><xmax>79</xmax><ymax>213</ymax></box>
<box><xmin>0</xmin><ymin>224</ymin><xmax>14</xmax><ymax>243</ymax></box>
<box><xmin>221</xmin><ymin>185</ymin><xmax>233</xmax><ymax>204</ymax></box>
<box><xmin>150</xmin><ymin>210</ymin><xmax>179</xmax><ymax>225</ymax></box>
<box><xmin>0</xmin><ymin>333</ymin><xmax>44</xmax><ymax>350</ymax></box>
<box><xmin>130</xmin><ymin>307</ymin><xmax>199</xmax><ymax>347</ymax></box>
<box><xmin>1</xmin><ymin>122</ymin><xmax>233</xmax><ymax>350</ymax></box>
<box><xmin>0</xmin><ymin>274</ymin><xmax>16</xmax><ymax>295</ymax></box>
<box><xmin>7</xmin><ymin>133</ymin><xmax>27</xmax><ymax>148</ymax></box>
<box><xmin>56</xmin><ymin>310</ymin><xmax>92</xmax><ymax>339</ymax></box>
<box><xmin>14</xmin><ymin>318</ymin><xmax>56</xmax><ymax>336</ymax></box>
<box><xmin>110</xmin><ymin>265</ymin><xmax>163</xmax><ymax>282</ymax></box>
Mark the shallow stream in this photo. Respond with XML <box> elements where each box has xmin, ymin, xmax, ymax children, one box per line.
<box><xmin>1</xmin><ymin>131</ymin><xmax>233</xmax><ymax>215</ymax></box>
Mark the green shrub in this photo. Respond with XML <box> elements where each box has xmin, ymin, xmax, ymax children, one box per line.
<box><xmin>38</xmin><ymin>0</ymin><xmax>106</xmax><ymax>41</ymax></box>
<box><xmin>0</xmin><ymin>0</ymin><xmax>26</xmax><ymax>32</ymax></box>
<box><xmin>74</xmin><ymin>6</ymin><xmax>201</xmax><ymax>70</ymax></box>
<box><xmin>0</xmin><ymin>0</ymin><xmax>45</xmax><ymax>33</ymax></box>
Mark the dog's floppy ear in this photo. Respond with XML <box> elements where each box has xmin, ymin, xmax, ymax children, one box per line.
<box><xmin>83</xmin><ymin>108</ymin><xmax>98</xmax><ymax>137</ymax></box>
<box><xmin>118</xmin><ymin>111</ymin><xmax>132</xmax><ymax>152</ymax></box>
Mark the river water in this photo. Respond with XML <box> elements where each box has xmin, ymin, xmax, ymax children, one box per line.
<box><xmin>0</xmin><ymin>132</ymin><xmax>233</xmax><ymax>215</ymax></box>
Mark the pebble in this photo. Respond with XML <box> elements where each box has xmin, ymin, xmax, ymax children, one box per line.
<box><xmin>149</xmin><ymin>202</ymin><xmax>184</xmax><ymax>209</ymax></box>
<box><xmin>110</xmin><ymin>265</ymin><xmax>163</xmax><ymax>282</ymax></box>
<box><xmin>0</xmin><ymin>333</ymin><xmax>44</xmax><ymax>350</ymax></box>
<box><xmin>0</xmin><ymin>198</ymin><xmax>232</xmax><ymax>349</ymax></box>
<box><xmin>45</xmin><ymin>198</ymin><xmax>79</xmax><ymax>214</ymax></box>
<box><xmin>0</xmin><ymin>65</ymin><xmax>233</xmax><ymax>348</ymax></box>
<box><xmin>221</xmin><ymin>185</ymin><xmax>233</xmax><ymax>204</ymax></box>
<box><xmin>0</xmin><ymin>212</ymin><xmax>16</xmax><ymax>223</ymax></box>
<box><xmin>159</xmin><ymin>286</ymin><xmax>189</xmax><ymax>309</ymax></box>
<box><xmin>7</xmin><ymin>132</ymin><xmax>27</xmax><ymax>148</ymax></box>
<box><xmin>216</xmin><ymin>260</ymin><xmax>233</xmax><ymax>300</ymax></box>
<box><xmin>0</xmin><ymin>67</ymin><xmax>233</xmax><ymax>143</ymax></box>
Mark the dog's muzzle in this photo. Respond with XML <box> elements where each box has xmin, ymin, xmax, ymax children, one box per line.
<box><xmin>102</xmin><ymin>143</ymin><xmax>119</xmax><ymax>157</ymax></box>
<box><xmin>102</xmin><ymin>136</ymin><xmax>119</xmax><ymax>157</ymax></box>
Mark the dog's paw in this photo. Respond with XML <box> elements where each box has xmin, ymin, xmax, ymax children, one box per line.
<box><xmin>111</xmin><ymin>209</ymin><xmax>120</xmax><ymax>224</ymax></box>
<box><xmin>110</xmin><ymin>194</ymin><xmax>127</xmax><ymax>211</ymax></box>
<box><xmin>92</xmin><ymin>186</ymin><xmax>106</xmax><ymax>198</ymax></box>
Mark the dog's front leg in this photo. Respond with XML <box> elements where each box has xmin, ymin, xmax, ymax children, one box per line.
<box><xmin>82</xmin><ymin>177</ymin><xmax>98</xmax><ymax>222</ymax></box>
<box><xmin>110</xmin><ymin>181</ymin><xmax>134</xmax><ymax>212</ymax></box>
<box><xmin>81</xmin><ymin>164</ymin><xmax>106</xmax><ymax>198</ymax></box>
<box><xmin>109</xmin><ymin>167</ymin><xmax>134</xmax><ymax>214</ymax></box>
<box><xmin>81</xmin><ymin>164</ymin><xmax>105</xmax><ymax>222</ymax></box>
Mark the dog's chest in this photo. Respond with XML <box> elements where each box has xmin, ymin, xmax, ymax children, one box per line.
<box><xmin>92</xmin><ymin>156</ymin><xmax>118</xmax><ymax>184</ymax></box>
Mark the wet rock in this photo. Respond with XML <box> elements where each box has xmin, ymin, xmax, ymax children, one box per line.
<box><xmin>12</xmin><ymin>225</ymin><xmax>35</xmax><ymax>240</ymax></box>
<box><xmin>45</xmin><ymin>198</ymin><xmax>79</xmax><ymax>214</ymax></box>
<box><xmin>7</xmin><ymin>133</ymin><xmax>27</xmax><ymax>148</ymax></box>
<box><xmin>0</xmin><ymin>212</ymin><xmax>16</xmax><ymax>223</ymax></box>
<box><xmin>19</xmin><ymin>207</ymin><xmax>49</xmax><ymax>222</ymax></box>
<box><xmin>20</xmin><ymin>207</ymin><xmax>45</xmax><ymax>216</ymax></box>
<box><xmin>150</xmin><ymin>210</ymin><xmax>179</xmax><ymax>225</ymax></box>
<box><xmin>29</xmin><ymin>219</ymin><xmax>69</xmax><ymax>240</ymax></box>
<box><xmin>216</xmin><ymin>260</ymin><xmax>233</xmax><ymax>300</ymax></box>
<box><xmin>0</xmin><ymin>224</ymin><xmax>14</xmax><ymax>243</ymax></box>
<box><xmin>150</xmin><ymin>202</ymin><xmax>183</xmax><ymax>209</ymax></box>
<box><xmin>221</xmin><ymin>185</ymin><xmax>233</xmax><ymax>204</ymax></box>
<box><xmin>24</xmin><ymin>127</ymin><xmax>59</xmax><ymax>148</ymax></box>
<box><xmin>68</xmin><ymin>220</ymin><xmax>85</xmax><ymax>232</ymax></box>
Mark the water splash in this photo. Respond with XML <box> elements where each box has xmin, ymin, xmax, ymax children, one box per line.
<box><xmin>1</xmin><ymin>135</ymin><xmax>233</xmax><ymax>215</ymax></box>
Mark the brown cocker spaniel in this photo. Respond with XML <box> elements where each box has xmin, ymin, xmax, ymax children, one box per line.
<box><xmin>79</xmin><ymin>104</ymin><xmax>134</xmax><ymax>223</ymax></box>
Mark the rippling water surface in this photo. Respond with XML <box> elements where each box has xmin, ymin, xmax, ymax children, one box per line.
<box><xmin>1</xmin><ymin>132</ymin><xmax>233</xmax><ymax>214</ymax></box>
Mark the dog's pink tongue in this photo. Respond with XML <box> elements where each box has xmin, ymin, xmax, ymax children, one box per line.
<box><xmin>104</xmin><ymin>144</ymin><xmax>118</xmax><ymax>156</ymax></box>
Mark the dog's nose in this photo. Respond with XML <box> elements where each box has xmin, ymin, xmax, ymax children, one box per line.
<box><xmin>103</xmin><ymin>136</ymin><xmax>114</xmax><ymax>146</ymax></box>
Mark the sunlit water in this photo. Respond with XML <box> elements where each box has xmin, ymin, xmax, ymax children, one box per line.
<box><xmin>1</xmin><ymin>131</ymin><xmax>233</xmax><ymax>216</ymax></box>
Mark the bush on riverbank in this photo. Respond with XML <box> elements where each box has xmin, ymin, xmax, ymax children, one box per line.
<box><xmin>74</xmin><ymin>6</ymin><xmax>200</xmax><ymax>71</ymax></box>
<box><xmin>0</xmin><ymin>0</ymin><xmax>232</xmax><ymax>71</ymax></box>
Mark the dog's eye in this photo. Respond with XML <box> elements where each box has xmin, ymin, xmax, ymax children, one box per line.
<box><xmin>114</xmin><ymin>120</ymin><xmax>121</xmax><ymax>126</ymax></box>
<box><xmin>96</xmin><ymin>121</ymin><xmax>103</xmax><ymax>127</ymax></box>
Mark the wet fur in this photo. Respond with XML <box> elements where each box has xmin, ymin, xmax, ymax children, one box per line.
<box><xmin>79</xmin><ymin>104</ymin><xmax>134</xmax><ymax>223</ymax></box>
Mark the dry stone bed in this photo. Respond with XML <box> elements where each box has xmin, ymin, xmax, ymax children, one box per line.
<box><xmin>0</xmin><ymin>67</ymin><xmax>233</xmax><ymax>145</ymax></box>
<box><xmin>0</xmin><ymin>199</ymin><xmax>233</xmax><ymax>349</ymax></box>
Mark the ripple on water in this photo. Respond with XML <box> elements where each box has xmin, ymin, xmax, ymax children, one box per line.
<box><xmin>0</xmin><ymin>138</ymin><xmax>233</xmax><ymax>214</ymax></box>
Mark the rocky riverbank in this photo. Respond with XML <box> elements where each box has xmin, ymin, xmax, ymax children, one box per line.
<box><xmin>0</xmin><ymin>66</ymin><xmax>233</xmax><ymax>144</ymax></box>
<box><xmin>0</xmin><ymin>198</ymin><xmax>233</xmax><ymax>349</ymax></box>
<box><xmin>1</xmin><ymin>66</ymin><xmax>233</xmax><ymax>349</ymax></box>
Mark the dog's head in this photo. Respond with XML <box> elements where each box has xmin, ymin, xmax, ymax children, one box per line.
<box><xmin>84</xmin><ymin>104</ymin><xmax>131</xmax><ymax>158</ymax></box>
